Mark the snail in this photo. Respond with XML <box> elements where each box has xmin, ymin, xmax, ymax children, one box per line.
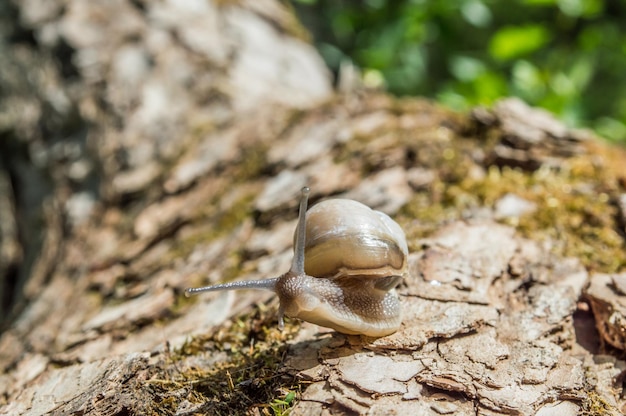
<box><xmin>185</xmin><ymin>187</ymin><xmax>408</xmax><ymax>337</ymax></box>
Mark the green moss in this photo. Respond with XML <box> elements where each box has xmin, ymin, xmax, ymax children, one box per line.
<box><xmin>399</xmin><ymin>138</ymin><xmax>626</xmax><ymax>273</ymax></box>
<box><xmin>168</xmin><ymin>191</ymin><xmax>255</xmax><ymax>264</ymax></box>
<box><xmin>147</xmin><ymin>304</ymin><xmax>301</xmax><ymax>415</ymax></box>
<box><xmin>470</xmin><ymin>159</ymin><xmax>625</xmax><ymax>272</ymax></box>
<box><xmin>580</xmin><ymin>389</ymin><xmax>620</xmax><ymax>416</ymax></box>
<box><xmin>236</xmin><ymin>145</ymin><xmax>269</xmax><ymax>181</ymax></box>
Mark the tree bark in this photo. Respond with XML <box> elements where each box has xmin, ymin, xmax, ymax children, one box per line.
<box><xmin>1</xmin><ymin>1</ymin><xmax>625</xmax><ymax>415</ymax></box>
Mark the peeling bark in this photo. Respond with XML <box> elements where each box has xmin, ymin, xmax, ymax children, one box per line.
<box><xmin>1</xmin><ymin>1</ymin><xmax>626</xmax><ymax>415</ymax></box>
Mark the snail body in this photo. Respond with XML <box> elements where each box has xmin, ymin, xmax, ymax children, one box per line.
<box><xmin>185</xmin><ymin>187</ymin><xmax>408</xmax><ymax>337</ymax></box>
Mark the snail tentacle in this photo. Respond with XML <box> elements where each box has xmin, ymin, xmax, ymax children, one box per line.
<box><xmin>290</xmin><ymin>186</ymin><xmax>309</xmax><ymax>276</ymax></box>
<box><xmin>184</xmin><ymin>277</ymin><xmax>279</xmax><ymax>297</ymax></box>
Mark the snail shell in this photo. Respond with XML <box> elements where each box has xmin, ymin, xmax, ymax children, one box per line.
<box><xmin>303</xmin><ymin>198</ymin><xmax>408</xmax><ymax>280</ymax></box>
<box><xmin>186</xmin><ymin>187</ymin><xmax>408</xmax><ymax>337</ymax></box>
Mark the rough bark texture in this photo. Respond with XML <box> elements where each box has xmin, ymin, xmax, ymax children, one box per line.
<box><xmin>1</xmin><ymin>1</ymin><xmax>626</xmax><ymax>415</ymax></box>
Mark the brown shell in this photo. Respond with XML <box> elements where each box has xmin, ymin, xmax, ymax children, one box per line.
<box><xmin>301</xmin><ymin>199</ymin><xmax>408</xmax><ymax>280</ymax></box>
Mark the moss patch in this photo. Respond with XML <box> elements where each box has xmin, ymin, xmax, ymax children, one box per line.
<box><xmin>146</xmin><ymin>304</ymin><xmax>301</xmax><ymax>415</ymax></box>
<box><xmin>399</xmin><ymin>130</ymin><xmax>626</xmax><ymax>273</ymax></box>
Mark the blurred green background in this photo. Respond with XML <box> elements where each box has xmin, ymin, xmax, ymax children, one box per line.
<box><xmin>292</xmin><ymin>0</ymin><xmax>626</xmax><ymax>143</ymax></box>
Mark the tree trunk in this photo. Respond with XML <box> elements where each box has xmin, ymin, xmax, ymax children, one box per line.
<box><xmin>1</xmin><ymin>1</ymin><xmax>625</xmax><ymax>415</ymax></box>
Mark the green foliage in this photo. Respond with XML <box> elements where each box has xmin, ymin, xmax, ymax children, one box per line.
<box><xmin>292</xmin><ymin>0</ymin><xmax>626</xmax><ymax>142</ymax></box>
<box><xmin>270</xmin><ymin>391</ymin><xmax>296</xmax><ymax>415</ymax></box>
<box><xmin>488</xmin><ymin>25</ymin><xmax>551</xmax><ymax>61</ymax></box>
